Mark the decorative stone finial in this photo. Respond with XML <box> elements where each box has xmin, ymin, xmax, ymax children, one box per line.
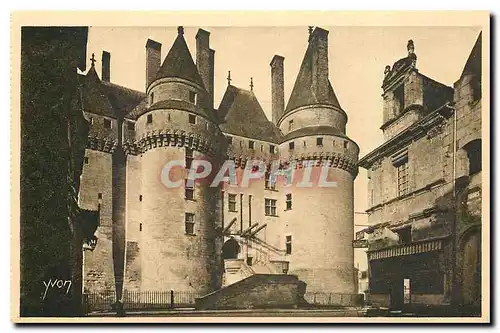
<box><xmin>250</xmin><ymin>77</ymin><xmax>254</xmax><ymax>91</ymax></box>
<box><xmin>384</xmin><ymin>65</ymin><xmax>391</xmax><ymax>76</ymax></box>
<box><xmin>178</xmin><ymin>26</ymin><xmax>184</xmax><ymax>35</ymax></box>
<box><xmin>407</xmin><ymin>40</ymin><xmax>415</xmax><ymax>55</ymax></box>
<box><xmin>227</xmin><ymin>70</ymin><xmax>232</xmax><ymax>86</ymax></box>
<box><xmin>90</xmin><ymin>53</ymin><xmax>96</xmax><ymax>67</ymax></box>
<box><xmin>308</xmin><ymin>26</ymin><xmax>314</xmax><ymax>41</ymax></box>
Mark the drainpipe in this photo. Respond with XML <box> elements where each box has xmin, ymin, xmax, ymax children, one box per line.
<box><xmin>450</xmin><ymin>102</ymin><xmax>458</xmax><ymax>308</ymax></box>
<box><xmin>240</xmin><ymin>193</ymin><xmax>243</xmax><ymax>233</ymax></box>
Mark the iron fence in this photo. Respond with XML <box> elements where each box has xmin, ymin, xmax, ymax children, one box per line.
<box><xmin>83</xmin><ymin>290</ymin><xmax>200</xmax><ymax>313</ymax></box>
<box><xmin>304</xmin><ymin>292</ymin><xmax>364</xmax><ymax>307</ymax></box>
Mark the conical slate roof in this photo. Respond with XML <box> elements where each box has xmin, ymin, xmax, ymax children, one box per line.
<box><xmin>218</xmin><ymin>85</ymin><xmax>282</xmax><ymax>143</ymax></box>
<box><xmin>154</xmin><ymin>30</ymin><xmax>205</xmax><ymax>88</ymax></box>
<box><xmin>460</xmin><ymin>32</ymin><xmax>482</xmax><ymax>79</ymax></box>
<box><xmin>284</xmin><ymin>39</ymin><xmax>341</xmax><ymax>113</ymax></box>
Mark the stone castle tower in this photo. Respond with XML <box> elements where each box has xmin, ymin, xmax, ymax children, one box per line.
<box><xmin>78</xmin><ymin>26</ymin><xmax>359</xmax><ymax>301</ymax></box>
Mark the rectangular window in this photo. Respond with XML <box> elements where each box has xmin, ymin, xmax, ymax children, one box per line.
<box><xmin>344</xmin><ymin>140</ymin><xmax>348</xmax><ymax>149</ymax></box>
<box><xmin>316</xmin><ymin>137</ymin><xmax>323</xmax><ymax>146</ymax></box>
<box><xmin>189</xmin><ymin>114</ymin><xmax>196</xmax><ymax>124</ymax></box>
<box><xmin>285</xmin><ymin>235</ymin><xmax>292</xmax><ymax>255</ymax></box>
<box><xmin>269</xmin><ymin>145</ymin><xmax>275</xmax><ymax>154</ymax></box>
<box><xmin>249</xmin><ymin>141</ymin><xmax>255</xmax><ymax>149</ymax></box>
<box><xmin>265</xmin><ymin>198</ymin><xmax>277</xmax><ymax>216</ymax></box>
<box><xmin>139</xmin><ymin>195</ymin><xmax>142</xmax><ymax>202</ymax></box>
<box><xmin>185</xmin><ymin>179</ymin><xmax>194</xmax><ymax>200</ymax></box>
<box><xmin>396</xmin><ymin>226</ymin><xmax>412</xmax><ymax>244</ymax></box>
<box><xmin>228</xmin><ymin>194</ymin><xmax>237</xmax><ymax>212</ymax></box>
<box><xmin>150</xmin><ymin>92</ymin><xmax>154</xmax><ymax>105</ymax></box>
<box><xmin>288</xmin><ymin>120</ymin><xmax>294</xmax><ymax>131</ymax></box>
<box><xmin>127</xmin><ymin>122</ymin><xmax>135</xmax><ymax>130</ymax></box>
<box><xmin>185</xmin><ymin>213</ymin><xmax>195</xmax><ymax>235</ymax></box>
<box><xmin>397</xmin><ymin>160</ymin><xmax>409</xmax><ymax>196</ymax></box>
<box><xmin>84</xmin><ymin>157</ymin><xmax>89</xmax><ymax>164</ymax></box>
<box><xmin>289</xmin><ymin>142</ymin><xmax>294</xmax><ymax>151</ymax></box>
<box><xmin>260</xmin><ymin>144</ymin><xmax>263</xmax><ymax>152</ymax></box>
<box><xmin>139</xmin><ymin>223</ymin><xmax>143</xmax><ymax>232</ymax></box>
<box><xmin>246</xmin><ymin>256</ymin><xmax>253</xmax><ymax>266</ymax></box>
<box><xmin>97</xmin><ymin>192</ymin><xmax>102</xmax><ymax>199</ymax></box>
<box><xmin>189</xmin><ymin>91</ymin><xmax>197</xmax><ymax>104</ymax></box>
<box><xmin>89</xmin><ymin>117</ymin><xmax>94</xmax><ymax>125</ymax></box>
<box><xmin>185</xmin><ymin>148</ymin><xmax>193</xmax><ymax>170</ymax></box>
<box><xmin>147</xmin><ymin>114</ymin><xmax>153</xmax><ymax>124</ymax></box>
<box><xmin>227</xmin><ymin>136</ymin><xmax>232</xmax><ymax>145</ymax></box>
<box><xmin>104</xmin><ymin>118</ymin><xmax>112</xmax><ymax>129</ymax></box>
<box><xmin>394</xmin><ymin>83</ymin><xmax>405</xmax><ymax>112</ymax></box>
<box><xmin>465</xmin><ymin>140</ymin><xmax>481</xmax><ymax>175</ymax></box>
<box><xmin>285</xmin><ymin>193</ymin><xmax>292</xmax><ymax>210</ymax></box>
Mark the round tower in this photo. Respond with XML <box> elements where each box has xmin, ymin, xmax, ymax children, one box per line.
<box><xmin>277</xmin><ymin>27</ymin><xmax>359</xmax><ymax>294</ymax></box>
<box><xmin>136</xmin><ymin>27</ymin><xmax>225</xmax><ymax>294</ymax></box>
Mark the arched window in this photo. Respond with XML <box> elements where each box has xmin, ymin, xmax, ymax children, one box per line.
<box><xmin>463</xmin><ymin>139</ymin><xmax>481</xmax><ymax>175</ymax></box>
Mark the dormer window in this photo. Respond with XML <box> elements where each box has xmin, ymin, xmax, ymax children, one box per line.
<box><xmin>249</xmin><ymin>141</ymin><xmax>255</xmax><ymax>149</ymax></box>
<box><xmin>316</xmin><ymin>137</ymin><xmax>323</xmax><ymax>146</ymax></box>
<box><xmin>189</xmin><ymin>91</ymin><xmax>197</xmax><ymax>105</ymax></box>
<box><xmin>269</xmin><ymin>145</ymin><xmax>275</xmax><ymax>154</ymax></box>
<box><xmin>104</xmin><ymin>118</ymin><xmax>112</xmax><ymax>129</ymax></box>
<box><xmin>289</xmin><ymin>142</ymin><xmax>295</xmax><ymax>150</ymax></box>
<box><xmin>464</xmin><ymin>139</ymin><xmax>481</xmax><ymax>175</ymax></box>
<box><xmin>189</xmin><ymin>114</ymin><xmax>196</xmax><ymax>124</ymax></box>
<box><xmin>288</xmin><ymin>120</ymin><xmax>294</xmax><ymax>131</ymax></box>
<box><xmin>394</xmin><ymin>83</ymin><xmax>405</xmax><ymax>113</ymax></box>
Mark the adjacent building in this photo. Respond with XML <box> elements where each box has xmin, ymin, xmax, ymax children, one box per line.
<box><xmin>358</xmin><ymin>34</ymin><xmax>482</xmax><ymax>315</ymax></box>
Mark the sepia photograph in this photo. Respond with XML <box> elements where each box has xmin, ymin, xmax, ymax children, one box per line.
<box><xmin>10</xmin><ymin>11</ymin><xmax>490</xmax><ymax>323</ymax></box>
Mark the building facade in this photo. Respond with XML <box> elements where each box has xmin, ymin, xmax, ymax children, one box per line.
<box><xmin>77</xmin><ymin>26</ymin><xmax>359</xmax><ymax>302</ymax></box>
<box><xmin>358</xmin><ymin>35</ymin><xmax>482</xmax><ymax>315</ymax></box>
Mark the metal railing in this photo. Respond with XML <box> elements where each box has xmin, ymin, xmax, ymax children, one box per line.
<box><xmin>304</xmin><ymin>292</ymin><xmax>364</xmax><ymax>307</ymax></box>
<box><xmin>83</xmin><ymin>290</ymin><xmax>200</xmax><ymax>313</ymax></box>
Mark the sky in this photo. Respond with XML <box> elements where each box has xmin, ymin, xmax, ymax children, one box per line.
<box><xmin>85</xmin><ymin>25</ymin><xmax>481</xmax><ymax>270</ymax></box>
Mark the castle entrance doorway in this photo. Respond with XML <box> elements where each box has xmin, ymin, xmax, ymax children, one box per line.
<box><xmin>222</xmin><ymin>238</ymin><xmax>241</xmax><ymax>260</ymax></box>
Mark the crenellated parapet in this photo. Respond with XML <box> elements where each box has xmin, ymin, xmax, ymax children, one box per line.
<box><xmin>86</xmin><ymin>135</ymin><xmax>118</xmax><ymax>154</ymax></box>
<box><xmin>282</xmin><ymin>151</ymin><xmax>358</xmax><ymax>176</ymax></box>
<box><xmin>124</xmin><ymin>129</ymin><xmax>226</xmax><ymax>158</ymax></box>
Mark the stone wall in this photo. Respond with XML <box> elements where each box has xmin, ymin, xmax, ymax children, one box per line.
<box><xmin>79</xmin><ymin>149</ymin><xmax>115</xmax><ymax>293</ymax></box>
<box><xmin>138</xmin><ymin>146</ymin><xmax>219</xmax><ymax>293</ymax></box>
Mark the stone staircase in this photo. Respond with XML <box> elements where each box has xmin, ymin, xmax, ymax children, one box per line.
<box><xmin>195</xmin><ymin>274</ymin><xmax>303</xmax><ymax>310</ymax></box>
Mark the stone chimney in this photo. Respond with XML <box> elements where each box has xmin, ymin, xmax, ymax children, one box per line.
<box><xmin>310</xmin><ymin>27</ymin><xmax>329</xmax><ymax>102</ymax></box>
<box><xmin>101</xmin><ymin>51</ymin><xmax>110</xmax><ymax>82</ymax></box>
<box><xmin>196</xmin><ymin>29</ymin><xmax>214</xmax><ymax>109</ymax></box>
<box><xmin>270</xmin><ymin>55</ymin><xmax>285</xmax><ymax>124</ymax></box>
<box><xmin>145</xmin><ymin>39</ymin><xmax>162</xmax><ymax>91</ymax></box>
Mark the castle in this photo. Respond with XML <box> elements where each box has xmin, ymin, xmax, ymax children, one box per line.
<box><xmin>78</xmin><ymin>26</ymin><xmax>359</xmax><ymax>302</ymax></box>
